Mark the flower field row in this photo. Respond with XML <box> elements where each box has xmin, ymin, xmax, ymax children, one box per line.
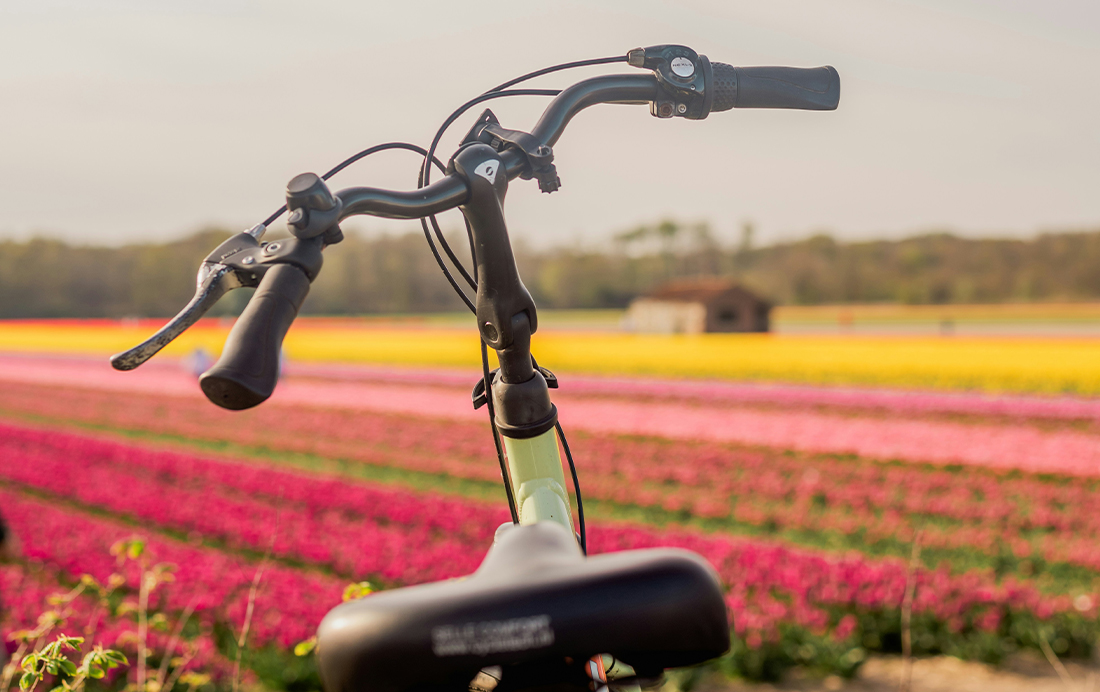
<box><xmin>4</xmin><ymin>356</ymin><xmax>1099</xmax><ymax>476</ymax></box>
<box><xmin>2</xmin><ymin>422</ymin><xmax>1098</xmax><ymax>659</ymax></box>
<box><xmin>0</xmin><ymin>422</ymin><xmax>502</xmax><ymax>586</ymax></box>
<box><xmin>13</xmin><ymin>353</ymin><xmax>1100</xmax><ymax>423</ymax></box>
<box><xmin>4</xmin><ymin>388</ymin><xmax>1100</xmax><ymax>584</ymax></box>
<box><xmin>287</xmin><ymin>361</ymin><xmax>1100</xmax><ymax>423</ymax></box>
<box><xmin>0</xmin><ymin>489</ymin><xmax>345</xmax><ymax>652</ymax></box>
<box><xmin>6</xmin><ymin>320</ymin><xmax>1100</xmax><ymax>393</ymax></box>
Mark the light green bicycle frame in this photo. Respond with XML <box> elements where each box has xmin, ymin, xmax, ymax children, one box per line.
<box><xmin>502</xmin><ymin>429</ymin><xmax>574</xmax><ymax>534</ymax></box>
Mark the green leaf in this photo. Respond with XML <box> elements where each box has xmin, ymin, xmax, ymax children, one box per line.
<box><xmin>111</xmin><ymin>537</ymin><xmax>146</xmax><ymax>562</ymax></box>
<box><xmin>59</xmin><ymin>659</ymin><xmax>78</xmax><ymax>676</ymax></box>
<box><xmin>61</xmin><ymin>635</ymin><xmax>84</xmax><ymax>650</ymax></box>
<box><xmin>103</xmin><ymin>650</ymin><xmax>128</xmax><ymax>666</ymax></box>
<box><xmin>20</xmin><ymin>671</ymin><xmax>37</xmax><ymax>691</ymax></box>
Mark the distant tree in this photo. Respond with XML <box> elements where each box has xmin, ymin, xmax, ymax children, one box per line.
<box><xmin>3</xmin><ymin>225</ymin><xmax>1100</xmax><ymax>317</ymax></box>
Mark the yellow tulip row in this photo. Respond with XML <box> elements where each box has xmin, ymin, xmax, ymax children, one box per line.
<box><xmin>1</xmin><ymin>319</ymin><xmax>1097</xmax><ymax>395</ymax></box>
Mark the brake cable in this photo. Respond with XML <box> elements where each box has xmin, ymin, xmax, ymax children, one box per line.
<box><xmin>258</xmin><ymin>142</ymin><xmax>448</xmax><ymax>228</ymax></box>
<box><xmin>249</xmin><ymin>57</ymin><xmax>623</xmax><ymax>547</ymax></box>
<box><xmin>416</xmin><ymin>87</ymin><xmax>561</xmax><ymax>307</ymax></box>
<box><xmin>415</xmin><ymin>56</ymin><xmax>626</xmax><ymax>548</ymax></box>
<box><xmin>415</xmin><ymin>87</ymin><xmax>569</xmax><ymax>530</ymax></box>
<box><xmin>418</xmin><ymin>56</ymin><xmax>629</xmax><ymax>298</ymax></box>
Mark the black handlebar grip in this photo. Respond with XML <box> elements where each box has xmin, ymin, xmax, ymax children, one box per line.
<box><xmin>710</xmin><ymin>64</ymin><xmax>840</xmax><ymax>112</ymax></box>
<box><xmin>199</xmin><ymin>263</ymin><xmax>311</xmax><ymax>410</ymax></box>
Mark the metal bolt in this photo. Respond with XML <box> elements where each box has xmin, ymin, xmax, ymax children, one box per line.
<box><xmin>263</xmin><ymin>242</ymin><xmax>281</xmax><ymax>255</ymax></box>
<box><xmin>677</xmin><ymin>103</ymin><xmax>687</xmax><ymax>114</ymax></box>
<box><xmin>242</xmin><ymin>256</ymin><xmax>255</xmax><ymax>265</ymax></box>
<box><xmin>658</xmin><ymin>102</ymin><xmax>674</xmax><ymax>118</ymax></box>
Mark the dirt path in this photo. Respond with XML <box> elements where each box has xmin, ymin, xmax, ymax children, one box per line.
<box><xmin>703</xmin><ymin>654</ymin><xmax>1098</xmax><ymax>692</ymax></box>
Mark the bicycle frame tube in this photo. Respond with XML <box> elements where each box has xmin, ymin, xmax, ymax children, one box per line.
<box><xmin>503</xmin><ymin>431</ymin><xmax>573</xmax><ymax>532</ymax></box>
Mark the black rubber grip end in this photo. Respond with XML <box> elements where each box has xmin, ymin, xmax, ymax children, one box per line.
<box><xmin>199</xmin><ymin>263</ymin><xmax>311</xmax><ymax>410</ymax></box>
<box><xmin>710</xmin><ymin>64</ymin><xmax>840</xmax><ymax>112</ymax></box>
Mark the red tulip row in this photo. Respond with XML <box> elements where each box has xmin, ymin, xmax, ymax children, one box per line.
<box><xmin>0</xmin><ymin>490</ymin><xmax>340</xmax><ymax>664</ymax></box>
<box><xmin>2</xmin><ymin>423</ymin><xmax>1095</xmax><ymax>653</ymax></box>
<box><xmin>0</xmin><ymin>422</ymin><xmax>502</xmax><ymax>586</ymax></box>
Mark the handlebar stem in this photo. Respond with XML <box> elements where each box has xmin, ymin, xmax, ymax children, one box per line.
<box><xmin>449</xmin><ymin>143</ymin><xmax>558</xmax><ymax>440</ymax></box>
<box><xmin>450</xmin><ymin>144</ymin><xmax>536</xmax><ymax>352</ymax></box>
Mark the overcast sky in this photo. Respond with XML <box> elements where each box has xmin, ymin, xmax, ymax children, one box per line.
<box><xmin>1</xmin><ymin>0</ymin><xmax>1098</xmax><ymax>248</ymax></box>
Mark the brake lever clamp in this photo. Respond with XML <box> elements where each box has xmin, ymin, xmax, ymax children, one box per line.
<box><xmin>627</xmin><ymin>44</ymin><xmax>714</xmax><ymax>120</ymax></box>
<box><xmin>110</xmin><ymin>224</ymin><xmax>325</xmax><ymax>371</ymax></box>
<box><xmin>462</xmin><ymin>110</ymin><xmax>561</xmax><ymax>193</ymax></box>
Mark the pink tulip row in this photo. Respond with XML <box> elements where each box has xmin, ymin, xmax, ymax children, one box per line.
<box><xmin>3</xmin><ymin>424</ymin><xmax>1095</xmax><ymax>649</ymax></box>
<box><xmin>0</xmin><ymin>380</ymin><xmax>495</xmax><ymax>479</ymax></box>
<box><xmin>9</xmin><ymin>353</ymin><xmax>1100</xmax><ymax>423</ymax></box>
<box><xmin>288</xmin><ymin>360</ymin><xmax>1100</xmax><ymax>421</ymax></box>
<box><xmin>6</xmin><ymin>359</ymin><xmax>1100</xmax><ymax>477</ymax></box>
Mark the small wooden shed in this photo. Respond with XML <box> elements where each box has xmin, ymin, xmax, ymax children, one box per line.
<box><xmin>624</xmin><ymin>278</ymin><xmax>771</xmax><ymax>333</ymax></box>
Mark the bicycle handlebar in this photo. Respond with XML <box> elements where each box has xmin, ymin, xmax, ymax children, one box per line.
<box><xmin>332</xmin><ymin>64</ymin><xmax>839</xmax><ymax>223</ymax></box>
<box><xmin>112</xmin><ymin>46</ymin><xmax>841</xmax><ymax>412</ymax></box>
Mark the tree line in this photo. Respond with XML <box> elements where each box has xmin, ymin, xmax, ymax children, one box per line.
<box><xmin>1</xmin><ymin>223</ymin><xmax>1099</xmax><ymax>318</ymax></box>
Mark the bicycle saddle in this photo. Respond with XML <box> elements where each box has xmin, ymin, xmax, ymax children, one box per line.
<box><xmin>316</xmin><ymin>522</ymin><xmax>730</xmax><ymax>692</ymax></box>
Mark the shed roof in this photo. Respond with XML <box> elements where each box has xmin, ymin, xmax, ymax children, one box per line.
<box><xmin>643</xmin><ymin>278</ymin><xmax>769</xmax><ymax>306</ymax></box>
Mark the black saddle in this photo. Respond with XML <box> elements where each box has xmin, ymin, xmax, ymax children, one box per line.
<box><xmin>316</xmin><ymin>522</ymin><xmax>730</xmax><ymax>692</ymax></box>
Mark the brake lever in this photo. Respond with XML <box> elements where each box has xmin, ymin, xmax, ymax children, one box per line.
<box><xmin>111</xmin><ymin>262</ymin><xmax>241</xmax><ymax>370</ymax></box>
<box><xmin>110</xmin><ymin>224</ymin><xmax>271</xmax><ymax>371</ymax></box>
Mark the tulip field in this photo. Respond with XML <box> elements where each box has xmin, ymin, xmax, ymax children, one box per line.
<box><xmin>2</xmin><ymin>319</ymin><xmax>1100</xmax><ymax>687</ymax></box>
<box><xmin>5</xmin><ymin>317</ymin><xmax>1100</xmax><ymax>394</ymax></box>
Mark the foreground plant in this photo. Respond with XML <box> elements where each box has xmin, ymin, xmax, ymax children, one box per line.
<box><xmin>17</xmin><ymin>634</ymin><xmax>127</xmax><ymax>692</ymax></box>
<box><xmin>1</xmin><ymin>534</ymin><xmax>224</xmax><ymax>692</ymax></box>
